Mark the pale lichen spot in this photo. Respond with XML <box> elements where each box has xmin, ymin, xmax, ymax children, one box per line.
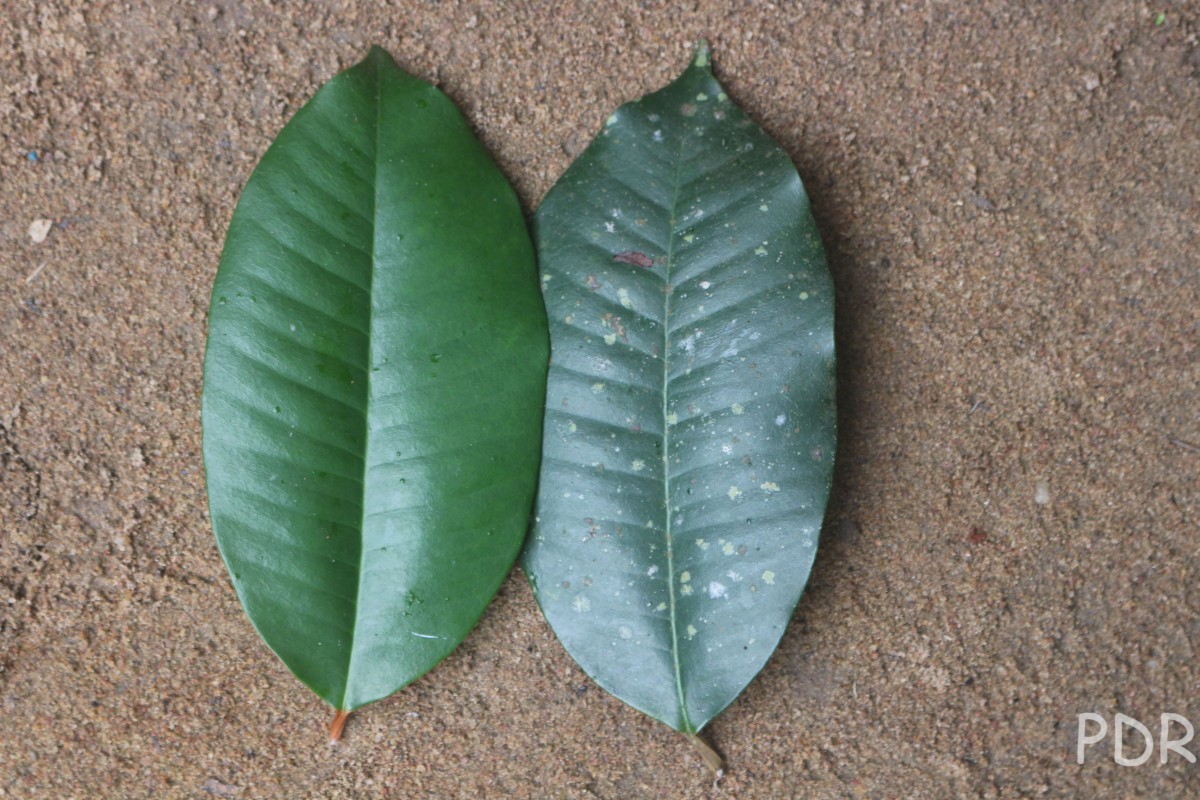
<box><xmin>680</xmin><ymin>103</ymin><xmax>698</xmax><ymax>117</ymax></box>
<box><xmin>591</xmin><ymin>382</ymin><xmax>605</xmax><ymax>393</ymax></box>
<box><xmin>728</xmin><ymin>485</ymin><xmax>743</xmax><ymax>501</ymax></box>
<box><xmin>656</xmin><ymin>601</ymin><xmax>668</xmax><ymax>611</ymax></box>
<box><xmin>707</xmin><ymin>581</ymin><xmax>728</xmax><ymax>599</ymax></box>
<box><xmin>726</xmin><ymin>570</ymin><xmax>742</xmax><ymax>582</ymax></box>
<box><xmin>696</xmin><ymin>92</ymin><xmax>709</xmax><ymax>102</ymax></box>
<box><xmin>618</xmin><ymin>287</ymin><xmax>633</xmax><ymax>309</ymax></box>
<box><xmin>695</xmin><ymin>538</ymin><xmax>709</xmax><ymax>550</ymax></box>
<box><xmin>799</xmin><ymin>291</ymin><xmax>810</xmax><ymax>300</ymax></box>
<box><xmin>721</xmin><ymin>443</ymin><xmax>733</xmax><ymax>455</ymax></box>
<box><xmin>666</xmin><ymin>412</ymin><xmax>679</xmax><ymax>426</ymax></box>
<box><xmin>731</xmin><ymin>403</ymin><xmax>745</xmax><ymax>415</ymax></box>
<box><xmin>564</xmin><ymin>314</ymin><xmax>574</xmax><ymax>324</ymax></box>
<box><xmin>572</xmin><ymin>595</ymin><xmax>591</xmax><ymax>613</ymax></box>
<box><xmin>604</xmin><ymin>333</ymin><xmax>617</xmax><ymax>346</ymax></box>
<box><xmin>754</xmin><ymin>246</ymin><xmax>768</xmax><ymax>256</ymax></box>
<box><xmin>605</xmin><ymin>221</ymin><xmax>615</xmax><ymax>233</ymax></box>
<box><xmin>647</xmin><ymin>565</ymin><xmax>659</xmax><ymax>576</ymax></box>
<box><xmin>761</xmin><ymin>481</ymin><xmax>781</xmax><ymax>493</ymax></box>
<box><xmin>699</xmin><ymin>280</ymin><xmax>711</xmax><ymax>290</ymax></box>
<box><xmin>568</xmin><ymin>421</ymin><xmax>578</xmax><ymax>434</ymax></box>
<box><xmin>680</xmin><ymin>571</ymin><xmax>691</xmax><ymax>583</ymax></box>
<box><xmin>717</xmin><ymin>92</ymin><xmax>727</xmax><ymax>102</ymax></box>
<box><xmin>680</xmin><ymin>584</ymin><xmax>694</xmax><ymax>596</ymax></box>
<box><xmin>631</xmin><ymin>459</ymin><xmax>646</xmax><ymax>472</ymax></box>
<box><xmin>653</xmin><ymin>129</ymin><xmax>664</xmax><ymax>142</ymax></box>
<box><xmin>686</xmin><ymin>624</ymin><xmax>698</xmax><ymax>639</ymax></box>
<box><xmin>762</xmin><ymin>570</ymin><xmax>776</xmax><ymax>585</ymax></box>
<box><xmin>722</xmin><ymin>541</ymin><xmax>736</xmax><ymax>555</ymax></box>
<box><xmin>683</xmin><ymin>234</ymin><xmax>695</xmax><ymax>243</ymax></box>
<box><xmin>775</xmin><ymin>414</ymin><xmax>787</xmax><ymax>426</ymax></box>
<box><xmin>759</xmin><ymin>204</ymin><xmax>769</xmax><ymax>212</ymax></box>
<box><xmin>619</xmin><ymin>625</ymin><xmax>633</xmax><ymax>640</ymax></box>
<box><xmin>606</xmin><ymin>113</ymin><xmax>619</xmax><ymax>126</ymax></box>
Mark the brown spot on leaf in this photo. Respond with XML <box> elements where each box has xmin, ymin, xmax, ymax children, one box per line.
<box><xmin>613</xmin><ymin>250</ymin><xmax>655</xmax><ymax>269</ymax></box>
<box><xmin>602</xmin><ymin>313</ymin><xmax>628</xmax><ymax>341</ymax></box>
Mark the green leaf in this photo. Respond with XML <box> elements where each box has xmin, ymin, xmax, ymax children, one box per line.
<box><xmin>524</xmin><ymin>43</ymin><xmax>836</xmax><ymax>735</ymax></box>
<box><xmin>202</xmin><ymin>47</ymin><xmax>548</xmax><ymax>716</ymax></box>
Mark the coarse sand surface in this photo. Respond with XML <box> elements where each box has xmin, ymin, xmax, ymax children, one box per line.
<box><xmin>1</xmin><ymin>2</ymin><xmax>1197</xmax><ymax>797</ymax></box>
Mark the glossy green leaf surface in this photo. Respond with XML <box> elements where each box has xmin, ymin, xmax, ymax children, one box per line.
<box><xmin>202</xmin><ymin>47</ymin><xmax>548</xmax><ymax>712</ymax></box>
<box><xmin>524</xmin><ymin>44</ymin><xmax>836</xmax><ymax>734</ymax></box>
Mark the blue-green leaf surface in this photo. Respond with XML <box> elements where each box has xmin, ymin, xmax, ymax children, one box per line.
<box><xmin>524</xmin><ymin>44</ymin><xmax>836</xmax><ymax>734</ymax></box>
<box><xmin>202</xmin><ymin>47</ymin><xmax>548</xmax><ymax>713</ymax></box>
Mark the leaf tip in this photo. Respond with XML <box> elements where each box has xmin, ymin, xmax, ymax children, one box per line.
<box><xmin>692</xmin><ymin>40</ymin><xmax>712</xmax><ymax>70</ymax></box>
<box><xmin>365</xmin><ymin>44</ymin><xmax>397</xmax><ymax>70</ymax></box>
<box><xmin>328</xmin><ymin>708</ymin><xmax>351</xmax><ymax>744</ymax></box>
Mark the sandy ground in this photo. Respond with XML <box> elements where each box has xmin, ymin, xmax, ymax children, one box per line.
<box><xmin>1</xmin><ymin>1</ymin><xmax>1198</xmax><ymax>797</ymax></box>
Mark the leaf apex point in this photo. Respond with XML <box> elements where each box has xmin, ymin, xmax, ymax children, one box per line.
<box><xmin>365</xmin><ymin>45</ymin><xmax>397</xmax><ymax>69</ymax></box>
<box><xmin>692</xmin><ymin>39</ymin><xmax>712</xmax><ymax>70</ymax></box>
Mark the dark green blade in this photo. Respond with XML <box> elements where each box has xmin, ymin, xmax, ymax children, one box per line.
<box><xmin>202</xmin><ymin>47</ymin><xmax>548</xmax><ymax>712</ymax></box>
<box><xmin>524</xmin><ymin>43</ymin><xmax>836</xmax><ymax>734</ymax></box>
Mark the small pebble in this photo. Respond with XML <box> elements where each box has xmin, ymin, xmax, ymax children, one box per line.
<box><xmin>1034</xmin><ymin>480</ymin><xmax>1050</xmax><ymax>505</ymax></box>
<box><xmin>28</xmin><ymin>218</ymin><xmax>52</xmax><ymax>244</ymax></box>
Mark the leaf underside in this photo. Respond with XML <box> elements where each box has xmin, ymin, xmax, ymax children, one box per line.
<box><xmin>202</xmin><ymin>47</ymin><xmax>548</xmax><ymax>711</ymax></box>
<box><xmin>524</xmin><ymin>44</ymin><xmax>836</xmax><ymax>734</ymax></box>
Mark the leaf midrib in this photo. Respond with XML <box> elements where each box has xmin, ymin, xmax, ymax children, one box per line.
<box><xmin>661</xmin><ymin>125</ymin><xmax>692</xmax><ymax>733</ymax></box>
<box><xmin>340</xmin><ymin>58</ymin><xmax>384</xmax><ymax>710</ymax></box>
